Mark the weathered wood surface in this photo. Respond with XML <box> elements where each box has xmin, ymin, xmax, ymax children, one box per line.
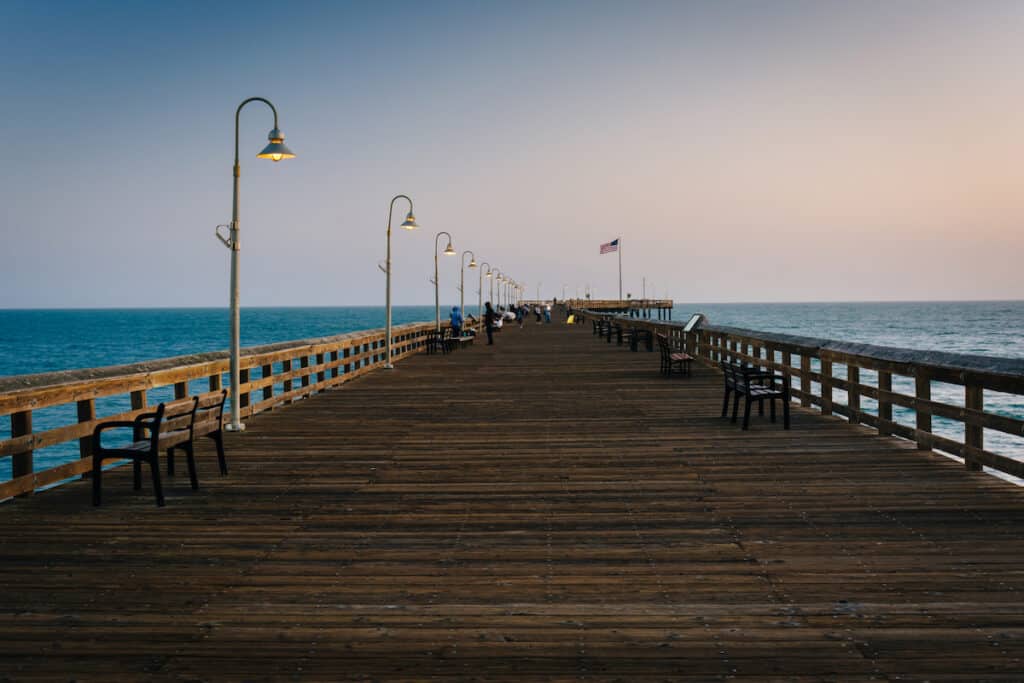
<box><xmin>2</xmin><ymin>321</ymin><xmax>1024</xmax><ymax>680</ymax></box>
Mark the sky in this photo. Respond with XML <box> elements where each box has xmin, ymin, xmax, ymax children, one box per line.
<box><xmin>1</xmin><ymin>0</ymin><xmax>1021</xmax><ymax>307</ymax></box>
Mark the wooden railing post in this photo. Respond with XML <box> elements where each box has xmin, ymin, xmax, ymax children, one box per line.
<box><xmin>820</xmin><ymin>358</ymin><xmax>833</xmax><ymax>416</ymax></box>
<box><xmin>781</xmin><ymin>351</ymin><xmax>792</xmax><ymax>390</ymax></box>
<box><xmin>878</xmin><ymin>371</ymin><xmax>893</xmax><ymax>436</ymax></box>
<box><xmin>300</xmin><ymin>356</ymin><xmax>310</xmax><ymax>389</ymax></box>
<box><xmin>965</xmin><ymin>384</ymin><xmax>983</xmax><ymax>470</ymax></box>
<box><xmin>262</xmin><ymin>363</ymin><xmax>274</xmax><ymax>402</ymax></box>
<box><xmin>848</xmin><ymin>365</ymin><xmax>860</xmax><ymax>425</ymax></box>
<box><xmin>130</xmin><ymin>389</ymin><xmax>147</xmax><ymax>412</ymax></box>
<box><xmin>11</xmin><ymin>410</ymin><xmax>33</xmax><ymax>494</ymax></box>
<box><xmin>915</xmin><ymin>370</ymin><xmax>932</xmax><ymax>450</ymax></box>
<box><xmin>343</xmin><ymin>348</ymin><xmax>351</xmax><ymax>374</ymax></box>
<box><xmin>238</xmin><ymin>369</ymin><xmax>250</xmax><ymax>413</ymax></box>
<box><xmin>282</xmin><ymin>359</ymin><xmax>293</xmax><ymax>403</ymax></box>
<box><xmin>800</xmin><ymin>355</ymin><xmax>812</xmax><ymax>407</ymax></box>
<box><xmin>316</xmin><ymin>353</ymin><xmax>326</xmax><ymax>386</ymax></box>
<box><xmin>77</xmin><ymin>398</ymin><xmax>96</xmax><ymax>466</ymax></box>
<box><xmin>330</xmin><ymin>351</ymin><xmax>339</xmax><ymax>379</ymax></box>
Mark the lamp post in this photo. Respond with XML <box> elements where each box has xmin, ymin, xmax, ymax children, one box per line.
<box><xmin>479</xmin><ymin>262</ymin><xmax>491</xmax><ymax>321</ymax></box>
<box><xmin>214</xmin><ymin>97</ymin><xmax>296</xmax><ymax>432</ymax></box>
<box><xmin>491</xmin><ymin>270</ymin><xmax>500</xmax><ymax>310</ymax></box>
<box><xmin>385</xmin><ymin>195</ymin><xmax>419</xmax><ymax>369</ymax></box>
<box><xmin>433</xmin><ymin>232</ymin><xmax>455</xmax><ymax>331</ymax></box>
<box><xmin>459</xmin><ymin>250</ymin><xmax>477</xmax><ymax>323</ymax></box>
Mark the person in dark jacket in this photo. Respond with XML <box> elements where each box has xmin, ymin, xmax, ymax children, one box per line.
<box><xmin>484</xmin><ymin>302</ymin><xmax>497</xmax><ymax>345</ymax></box>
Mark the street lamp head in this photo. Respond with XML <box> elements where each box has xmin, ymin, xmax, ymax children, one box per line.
<box><xmin>256</xmin><ymin>128</ymin><xmax>296</xmax><ymax>162</ymax></box>
<box><xmin>400</xmin><ymin>211</ymin><xmax>418</xmax><ymax>230</ymax></box>
<box><xmin>468</xmin><ymin>257</ymin><xmax>477</xmax><ymax>268</ymax></box>
<box><xmin>443</xmin><ymin>242</ymin><xmax>456</xmax><ymax>256</ymax></box>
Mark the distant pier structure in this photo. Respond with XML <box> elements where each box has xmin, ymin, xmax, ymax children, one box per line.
<box><xmin>560</xmin><ymin>298</ymin><xmax>674</xmax><ymax>319</ymax></box>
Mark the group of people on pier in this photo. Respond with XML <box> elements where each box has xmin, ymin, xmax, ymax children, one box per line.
<box><xmin>448</xmin><ymin>300</ymin><xmax>555</xmax><ymax>346</ymax></box>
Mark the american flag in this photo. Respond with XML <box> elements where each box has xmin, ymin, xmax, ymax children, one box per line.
<box><xmin>600</xmin><ymin>238</ymin><xmax>619</xmax><ymax>254</ymax></box>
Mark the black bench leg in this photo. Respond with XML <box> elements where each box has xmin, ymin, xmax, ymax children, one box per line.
<box><xmin>149</xmin><ymin>455</ymin><xmax>165</xmax><ymax>507</ymax></box>
<box><xmin>770</xmin><ymin>398</ymin><xmax>777</xmax><ymax>423</ymax></box>
<box><xmin>731</xmin><ymin>392</ymin><xmax>741</xmax><ymax>423</ymax></box>
<box><xmin>92</xmin><ymin>456</ymin><xmax>103</xmax><ymax>506</ymax></box>
<box><xmin>133</xmin><ymin>460</ymin><xmax>142</xmax><ymax>490</ymax></box>
<box><xmin>184</xmin><ymin>443</ymin><xmax>199</xmax><ymax>491</ymax></box>
<box><xmin>742</xmin><ymin>397</ymin><xmax>753</xmax><ymax>430</ymax></box>
<box><xmin>211</xmin><ymin>432</ymin><xmax>228</xmax><ymax>475</ymax></box>
<box><xmin>721</xmin><ymin>388</ymin><xmax>731</xmax><ymax>418</ymax></box>
<box><xmin>758</xmin><ymin>400</ymin><xmax>765</xmax><ymax>417</ymax></box>
<box><xmin>783</xmin><ymin>401</ymin><xmax>790</xmax><ymax>430</ymax></box>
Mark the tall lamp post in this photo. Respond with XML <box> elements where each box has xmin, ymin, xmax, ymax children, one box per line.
<box><xmin>459</xmin><ymin>250</ymin><xmax>477</xmax><ymax>321</ymax></box>
<box><xmin>215</xmin><ymin>97</ymin><xmax>296</xmax><ymax>432</ymax></box>
<box><xmin>491</xmin><ymin>269</ymin><xmax>500</xmax><ymax>310</ymax></box>
<box><xmin>433</xmin><ymin>232</ymin><xmax>455</xmax><ymax>331</ymax></box>
<box><xmin>478</xmin><ymin>262</ymin><xmax>491</xmax><ymax>321</ymax></box>
<box><xmin>385</xmin><ymin>195</ymin><xmax>419</xmax><ymax>369</ymax></box>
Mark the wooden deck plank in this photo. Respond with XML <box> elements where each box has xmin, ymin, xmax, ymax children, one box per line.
<box><xmin>2</xmin><ymin>320</ymin><xmax>1024</xmax><ymax>679</ymax></box>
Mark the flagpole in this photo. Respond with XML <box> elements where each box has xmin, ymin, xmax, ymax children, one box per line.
<box><xmin>618</xmin><ymin>236</ymin><xmax>623</xmax><ymax>300</ymax></box>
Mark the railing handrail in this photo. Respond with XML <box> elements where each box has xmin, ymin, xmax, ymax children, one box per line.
<box><xmin>0</xmin><ymin>320</ymin><xmax>433</xmax><ymax>410</ymax></box>
<box><xmin>577</xmin><ymin>307</ymin><xmax>1024</xmax><ymax>480</ymax></box>
<box><xmin>584</xmin><ymin>310</ymin><xmax>1024</xmax><ymax>384</ymax></box>
<box><xmin>1</xmin><ymin>319</ymin><xmax>449</xmax><ymax>499</ymax></box>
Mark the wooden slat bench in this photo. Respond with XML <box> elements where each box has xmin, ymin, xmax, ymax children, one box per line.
<box><xmin>92</xmin><ymin>397</ymin><xmax>198</xmax><ymax>507</ymax></box>
<box><xmin>168</xmin><ymin>389</ymin><xmax>229</xmax><ymax>478</ymax></box>
<box><xmin>656</xmin><ymin>333</ymin><xmax>693</xmax><ymax>377</ymax></box>
<box><xmin>92</xmin><ymin>390</ymin><xmax>229</xmax><ymax>507</ymax></box>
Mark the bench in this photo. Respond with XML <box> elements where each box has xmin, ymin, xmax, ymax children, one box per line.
<box><xmin>92</xmin><ymin>390</ymin><xmax>228</xmax><ymax>507</ymax></box>
<box><xmin>720</xmin><ymin>361</ymin><xmax>790</xmax><ymax>430</ymax></box>
<box><xmin>167</xmin><ymin>389</ymin><xmax>229</xmax><ymax>478</ymax></box>
<box><xmin>630</xmin><ymin>328</ymin><xmax>654</xmax><ymax>352</ymax></box>
<box><xmin>426</xmin><ymin>329</ymin><xmax>450</xmax><ymax>355</ymax></box>
<box><xmin>452</xmin><ymin>328</ymin><xmax>475</xmax><ymax>349</ymax></box>
<box><xmin>656</xmin><ymin>334</ymin><xmax>693</xmax><ymax>377</ymax></box>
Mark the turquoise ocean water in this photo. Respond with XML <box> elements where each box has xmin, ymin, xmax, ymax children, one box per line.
<box><xmin>1</xmin><ymin>302</ymin><xmax>1023</xmax><ymax>483</ymax></box>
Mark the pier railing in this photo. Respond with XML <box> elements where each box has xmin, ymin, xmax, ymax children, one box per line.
<box><xmin>0</xmin><ymin>321</ymin><xmax>439</xmax><ymax>499</ymax></box>
<box><xmin>583</xmin><ymin>310</ymin><xmax>1024</xmax><ymax>479</ymax></box>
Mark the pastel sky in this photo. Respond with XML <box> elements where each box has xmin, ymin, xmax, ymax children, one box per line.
<box><xmin>2</xmin><ymin>0</ymin><xmax>1021</xmax><ymax>307</ymax></box>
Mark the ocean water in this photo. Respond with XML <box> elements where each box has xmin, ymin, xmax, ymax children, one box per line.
<box><xmin>1</xmin><ymin>302</ymin><xmax>1023</xmax><ymax>484</ymax></box>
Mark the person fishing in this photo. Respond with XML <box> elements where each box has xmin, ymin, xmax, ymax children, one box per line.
<box><xmin>449</xmin><ymin>306</ymin><xmax>463</xmax><ymax>337</ymax></box>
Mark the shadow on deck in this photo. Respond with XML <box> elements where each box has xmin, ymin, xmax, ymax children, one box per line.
<box><xmin>3</xmin><ymin>320</ymin><xmax>1024</xmax><ymax>679</ymax></box>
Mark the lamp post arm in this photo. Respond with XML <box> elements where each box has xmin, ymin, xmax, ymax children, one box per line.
<box><xmin>235</xmin><ymin>97</ymin><xmax>279</xmax><ymax>167</ymax></box>
<box><xmin>387</xmin><ymin>194</ymin><xmax>413</xmax><ymax>244</ymax></box>
<box><xmin>434</xmin><ymin>231</ymin><xmax>453</xmax><ymax>251</ymax></box>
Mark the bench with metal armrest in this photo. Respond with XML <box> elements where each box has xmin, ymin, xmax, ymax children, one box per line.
<box><xmin>720</xmin><ymin>361</ymin><xmax>790</xmax><ymax>430</ymax></box>
<box><xmin>92</xmin><ymin>389</ymin><xmax>229</xmax><ymax>507</ymax></box>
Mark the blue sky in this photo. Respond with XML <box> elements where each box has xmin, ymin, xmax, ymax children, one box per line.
<box><xmin>2</xmin><ymin>0</ymin><xmax>1022</xmax><ymax>307</ymax></box>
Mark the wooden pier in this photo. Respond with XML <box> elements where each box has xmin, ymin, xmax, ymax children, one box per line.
<box><xmin>3</xmin><ymin>321</ymin><xmax>1024</xmax><ymax>679</ymax></box>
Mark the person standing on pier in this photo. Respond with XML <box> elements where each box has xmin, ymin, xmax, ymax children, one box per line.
<box><xmin>484</xmin><ymin>302</ymin><xmax>497</xmax><ymax>345</ymax></box>
<box><xmin>449</xmin><ymin>306</ymin><xmax>463</xmax><ymax>338</ymax></box>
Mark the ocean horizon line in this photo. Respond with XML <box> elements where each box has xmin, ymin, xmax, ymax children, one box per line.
<box><xmin>1</xmin><ymin>297</ymin><xmax>1023</xmax><ymax>312</ymax></box>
